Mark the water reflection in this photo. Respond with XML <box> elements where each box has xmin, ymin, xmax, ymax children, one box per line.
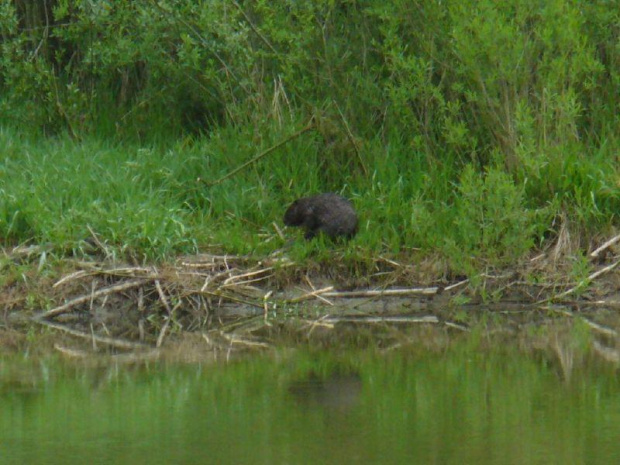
<box><xmin>288</xmin><ymin>370</ymin><xmax>363</xmax><ymax>412</ymax></box>
<box><xmin>2</xmin><ymin>317</ymin><xmax>620</xmax><ymax>464</ymax></box>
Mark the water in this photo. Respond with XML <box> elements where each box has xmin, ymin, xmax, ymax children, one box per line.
<box><xmin>2</xmin><ymin>328</ymin><xmax>620</xmax><ymax>464</ymax></box>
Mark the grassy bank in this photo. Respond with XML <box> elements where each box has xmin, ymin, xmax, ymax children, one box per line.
<box><xmin>1</xmin><ymin>123</ymin><xmax>618</xmax><ymax>278</ymax></box>
<box><xmin>1</xmin><ymin>0</ymin><xmax>619</xmax><ymax>282</ymax></box>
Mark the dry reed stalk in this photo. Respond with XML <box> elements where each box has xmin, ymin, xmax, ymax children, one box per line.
<box><xmin>53</xmin><ymin>270</ymin><xmax>91</xmax><ymax>287</ymax></box>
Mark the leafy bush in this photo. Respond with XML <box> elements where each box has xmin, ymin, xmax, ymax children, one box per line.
<box><xmin>445</xmin><ymin>165</ymin><xmax>537</xmax><ymax>271</ymax></box>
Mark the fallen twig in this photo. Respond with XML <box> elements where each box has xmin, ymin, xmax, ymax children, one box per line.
<box><xmin>286</xmin><ymin>286</ymin><xmax>335</xmax><ymax>304</ymax></box>
<box><xmin>590</xmin><ymin>233</ymin><xmax>620</xmax><ymax>258</ymax></box>
<box><xmin>222</xmin><ymin>267</ymin><xmax>273</xmax><ymax>287</ymax></box>
<box><xmin>444</xmin><ymin>280</ymin><xmax>469</xmax><ymax>292</ymax></box>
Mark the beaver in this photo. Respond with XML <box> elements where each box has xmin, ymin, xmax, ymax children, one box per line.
<box><xmin>283</xmin><ymin>193</ymin><xmax>359</xmax><ymax>240</ymax></box>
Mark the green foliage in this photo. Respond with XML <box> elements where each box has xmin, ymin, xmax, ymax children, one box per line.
<box><xmin>445</xmin><ymin>165</ymin><xmax>537</xmax><ymax>271</ymax></box>
<box><xmin>0</xmin><ymin>1</ymin><xmax>619</xmax><ymax>273</ymax></box>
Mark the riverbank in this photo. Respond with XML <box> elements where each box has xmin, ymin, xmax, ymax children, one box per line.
<box><xmin>3</xmin><ymin>233</ymin><xmax>620</xmax><ymax>359</ymax></box>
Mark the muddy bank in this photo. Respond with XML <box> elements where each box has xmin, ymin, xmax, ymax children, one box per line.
<box><xmin>2</xmin><ymin>244</ymin><xmax>620</xmax><ymax>360</ymax></box>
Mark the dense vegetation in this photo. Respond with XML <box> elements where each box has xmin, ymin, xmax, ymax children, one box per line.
<box><xmin>1</xmin><ymin>0</ymin><xmax>619</xmax><ymax>275</ymax></box>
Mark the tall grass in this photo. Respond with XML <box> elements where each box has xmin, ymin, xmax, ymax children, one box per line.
<box><xmin>0</xmin><ymin>0</ymin><xmax>619</xmax><ymax>272</ymax></box>
<box><xmin>1</xmin><ymin>122</ymin><xmax>618</xmax><ymax>273</ymax></box>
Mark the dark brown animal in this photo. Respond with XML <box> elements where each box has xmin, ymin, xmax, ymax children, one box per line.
<box><xmin>283</xmin><ymin>193</ymin><xmax>358</xmax><ymax>240</ymax></box>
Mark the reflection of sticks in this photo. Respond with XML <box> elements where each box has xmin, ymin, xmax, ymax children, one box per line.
<box><xmin>207</xmin><ymin>119</ymin><xmax>315</xmax><ymax>187</ymax></box>
<box><xmin>54</xmin><ymin>344</ymin><xmax>88</xmax><ymax>358</ymax></box>
<box><xmin>590</xmin><ymin>234</ymin><xmax>620</xmax><ymax>258</ymax></box>
<box><xmin>155</xmin><ymin>279</ymin><xmax>172</xmax><ymax>348</ymax></box>
<box><xmin>592</xmin><ymin>340</ymin><xmax>620</xmax><ymax>363</ymax></box>
<box><xmin>554</xmin><ymin>259</ymin><xmax>620</xmax><ymax>300</ymax></box>
<box><xmin>220</xmin><ymin>333</ymin><xmax>271</xmax><ymax>348</ymax></box>
<box><xmin>33</xmin><ymin>318</ymin><xmax>149</xmax><ymax>350</ymax></box>
<box><xmin>37</xmin><ymin>279</ymin><xmax>151</xmax><ymax>319</ymax></box>
<box><xmin>581</xmin><ymin>317</ymin><xmax>617</xmax><ymax>337</ymax></box>
<box><xmin>444</xmin><ymin>321</ymin><xmax>469</xmax><ymax>331</ymax></box>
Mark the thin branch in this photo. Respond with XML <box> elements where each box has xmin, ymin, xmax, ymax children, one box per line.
<box><xmin>231</xmin><ymin>0</ymin><xmax>279</xmax><ymax>56</ymax></box>
<box><xmin>335</xmin><ymin>103</ymin><xmax>368</xmax><ymax>176</ymax></box>
<box><xmin>206</xmin><ymin>119</ymin><xmax>315</xmax><ymax>186</ymax></box>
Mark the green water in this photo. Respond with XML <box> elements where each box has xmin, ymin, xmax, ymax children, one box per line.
<box><xmin>2</xmin><ymin>341</ymin><xmax>620</xmax><ymax>465</ymax></box>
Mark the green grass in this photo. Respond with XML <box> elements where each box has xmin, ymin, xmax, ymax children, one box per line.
<box><xmin>2</xmin><ymin>122</ymin><xmax>619</xmax><ymax>274</ymax></box>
